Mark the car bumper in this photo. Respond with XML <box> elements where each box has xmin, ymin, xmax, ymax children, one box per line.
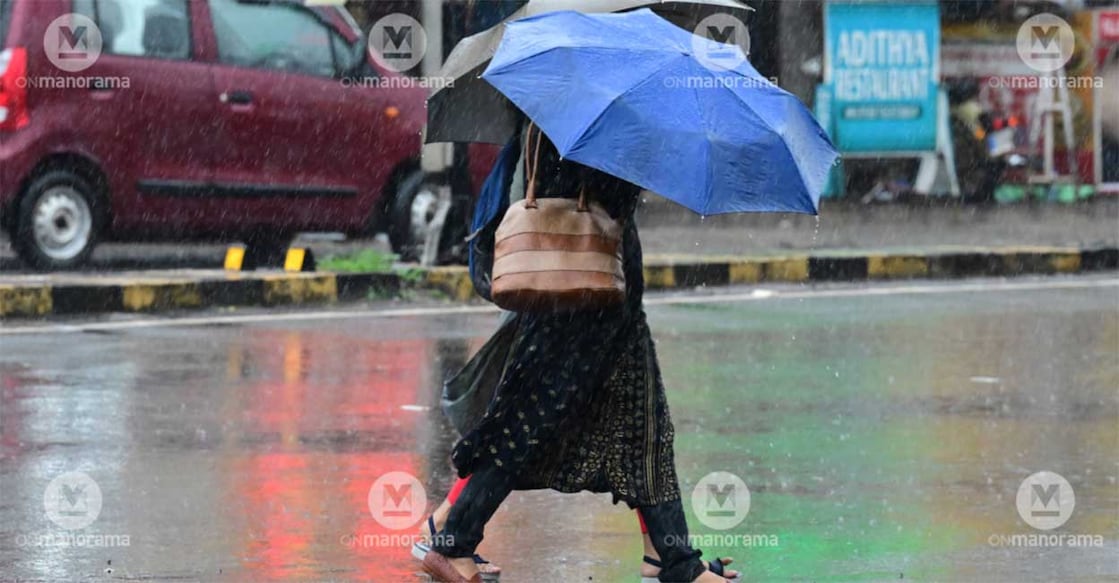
<box><xmin>0</xmin><ymin>130</ymin><xmax>39</xmax><ymax>220</ymax></box>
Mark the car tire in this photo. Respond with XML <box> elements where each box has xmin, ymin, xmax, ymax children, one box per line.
<box><xmin>12</xmin><ymin>170</ymin><xmax>102</xmax><ymax>270</ymax></box>
<box><xmin>387</xmin><ymin>170</ymin><xmax>446</xmax><ymax>262</ymax></box>
<box><xmin>243</xmin><ymin>233</ymin><xmax>292</xmax><ymax>269</ymax></box>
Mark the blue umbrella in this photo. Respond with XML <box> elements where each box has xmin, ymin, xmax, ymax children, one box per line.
<box><xmin>481</xmin><ymin>8</ymin><xmax>838</xmax><ymax>215</ymax></box>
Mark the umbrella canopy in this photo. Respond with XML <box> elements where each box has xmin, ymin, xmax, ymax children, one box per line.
<box><xmin>425</xmin><ymin>0</ymin><xmax>753</xmax><ymax>144</ymax></box>
<box><xmin>481</xmin><ymin>9</ymin><xmax>838</xmax><ymax>215</ymax></box>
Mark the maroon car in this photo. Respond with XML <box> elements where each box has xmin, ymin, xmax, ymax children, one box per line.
<box><xmin>0</xmin><ymin>0</ymin><xmax>440</xmax><ymax>269</ymax></box>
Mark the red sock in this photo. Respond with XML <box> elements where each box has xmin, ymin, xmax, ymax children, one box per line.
<box><xmin>447</xmin><ymin>475</ymin><xmax>471</xmax><ymax>505</ymax></box>
<box><xmin>637</xmin><ymin>509</ymin><xmax>648</xmax><ymax>534</ymax></box>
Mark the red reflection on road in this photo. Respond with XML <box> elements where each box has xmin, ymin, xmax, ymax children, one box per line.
<box><xmin>222</xmin><ymin>329</ymin><xmax>435</xmax><ymax>579</ymax></box>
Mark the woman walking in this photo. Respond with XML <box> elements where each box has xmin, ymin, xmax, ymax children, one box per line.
<box><xmin>422</xmin><ymin>123</ymin><xmax>731</xmax><ymax>583</ymax></box>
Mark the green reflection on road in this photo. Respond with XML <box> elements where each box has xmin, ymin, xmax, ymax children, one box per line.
<box><xmin>651</xmin><ymin>291</ymin><xmax>1118</xmax><ymax>580</ymax></box>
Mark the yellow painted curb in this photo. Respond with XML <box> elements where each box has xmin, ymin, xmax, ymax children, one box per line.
<box><xmin>867</xmin><ymin>255</ymin><xmax>930</xmax><ymax>279</ymax></box>
<box><xmin>1024</xmin><ymin>247</ymin><xmax>1081</xmax><ymax>274</ymax></box>
<box><xmin>763</xmin><ymin>257</ymin><xmax>809</xmax><ymax>282</ymax></box>
<box><xmin>1049</xmin><ymin>252</ymin><xmax>1082</xmax><ymax>273</ymax></box>
<box><xmin>643</xmin><ymin>265</ymin><xmax>676</xmax><ymax>289</ymax></box>
<box><xmin>728</xmin><ymin>261</ymin><xmax>764</xmax><ymax>284</ymax></box>
<box><xmin>262</xmin><ymin>275</ymin><xmax>338</xmax><ymax>305</ymax></box>
<box><xmin>0</xmin><ymin>285</ymin><xmax>52</xmax><ymax>317</ymax></box>
<box><xmin>994</xmin><ymin>247</ymin><xmax>1083</xmax><ymax>275</ymax></box>
<box><xmin>121</xmin><ymin>282</ymin><xmax>203</xmax><ymax>312</ymax></box>
<box><xmin>425</xmin><ymin>268</ymin><xmax>474</xmax><ymax>301</ymax></box>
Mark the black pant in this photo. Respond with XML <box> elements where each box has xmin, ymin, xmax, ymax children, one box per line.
<box><xmin>432</xmin><ymin>465</ymin><xmax>706</xmax><ymax>582</ymax></box>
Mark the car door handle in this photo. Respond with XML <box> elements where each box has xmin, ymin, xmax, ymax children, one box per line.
<box><xmin>220</xmin><ymin>90</ymin><xmax>253</xmax><ymax>105</ymax></box>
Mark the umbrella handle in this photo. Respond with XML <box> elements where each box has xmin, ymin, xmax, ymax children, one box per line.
<box><xmin>524</xmin><ymin>121</ymin><xmax>591</xmax><ymax>213</ymax></box>
<box><xmin>524</xmin><ymin>122</ymin><xmax>543</xmax><ymax>209</ymax></box>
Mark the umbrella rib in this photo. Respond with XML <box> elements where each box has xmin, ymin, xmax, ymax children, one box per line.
<box><xmin>688</xmin><ymin>79</ymin><xmax>715</xmax><ymax>217</ymax></box>
<box><xmin>720</xmin><ymin>87</ymin><xmax>817</xmax><ymax>211</ymax></box>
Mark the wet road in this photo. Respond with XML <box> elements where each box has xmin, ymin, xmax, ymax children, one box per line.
<box><xmin>1</xmin><ymin>277</ymin><xmax>1117</xmax><ymax>582</ymax></box>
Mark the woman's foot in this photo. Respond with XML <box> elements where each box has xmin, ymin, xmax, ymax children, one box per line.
<box><xmin>641</xmin><ymin>557</ymin><xmax>740</xmax><ymax>581</ymax></box>
<box><xmin>693</xmin><ymin>570</ymin><xmax>733</xmax><ymax>582</ymax></box>
<box><xmin>641</xmin><ymin>530</ymin><xmax>739</xmax><ymax>580</ymax></box>
<box><xmin>416</xmin><ymin>501</ymin><xmax>501</xmax><ymax>578</ymax></box>
<box><xmin>640</xmin><ymin>531</ymin><xmax>739</xmax><ymax>580</ymax></box>
<box><xmin>422</xmin><ymin>551</ymin><xmax>482</xmax><ymax>583</ymax></box>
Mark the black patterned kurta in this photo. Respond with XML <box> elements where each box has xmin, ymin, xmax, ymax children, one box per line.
<box><xmin>450</xmin><ymin>130</ymin><xmax>681</xmax><ymax>507</ymax></box>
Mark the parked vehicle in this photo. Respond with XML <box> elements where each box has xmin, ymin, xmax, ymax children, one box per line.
<box><xmin>948</xmin><ymin>79</ymin><xmax>1027</xmax><ymax>204</ymax></box>
<box><xmin>0</xmin><ymin>0</ymin><xmax>458</xmax><ymax>269</ymax></box>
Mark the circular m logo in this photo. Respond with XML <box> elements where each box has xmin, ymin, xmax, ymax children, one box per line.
<box><xmin>1016</xmin><ymin>13</ymin><xmax>1075</xmax><ymax>73</ymax></box>
<box><xmin>368</xmin><ymin>13</ymin><xmax>427</xmax><ymax>74</ymax></box>
<box><xmin>44</xmin><ymin>13</ymin><xmax>103</xmax><ymax>73</ymax></box>
<box><xmin>368</xmin><ymin>471</ymin><xmax>426</xmax><ymax>530</ymax></box>
<box><xmin>1016</xmin><ymin>471</ymin><xmax>1075</xmax><ymax>530</ymax></box>
<box><xmin>44</xmin><ymin>470</ymin><xmax>102</xmax><ymax>530</ymax></box>
<box><xmin>691</xmin><ymin>471</ymin><xmax>750</xmax><ymax>530</ymax></box>
<box><xmin>691</xmin><ymin>14</ymin><xmax>750</xmax><ymax>72</ymax></box>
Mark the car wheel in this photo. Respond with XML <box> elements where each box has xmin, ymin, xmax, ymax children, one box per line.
<box><xmin>12</xmin><ymin>171</ymin><xmax>101</xmax><ymax>270</ymax></box>
<box><xmin>243</xmin><ymin>233</ymin><xmax>292</xmax><ymax>269</ymax></box>
<box><xmin>387</xmin><ymin>170</ymin><xmax>444</xmax><ymax>262</ymax></box>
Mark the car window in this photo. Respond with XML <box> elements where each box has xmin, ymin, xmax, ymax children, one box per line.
<box><xmin>210</xmin><ymin>0</ymin><xmax>341</xmax><ymax>78</ymax></box>
<box><xmin>331</xmin><ymin>29</ymin><xmax>358</xmax><ymax>73</ymax></box>
<box><xmin>73</xmin><ymin>0</ymin><xmax>192</xmax><ymax>60</ymax></box>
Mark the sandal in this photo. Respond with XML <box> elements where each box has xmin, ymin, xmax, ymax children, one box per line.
<box><xmin>422</xmin><ymin>550</ymin><xmax>483</xmax><ymax>583</ymax></box>
<box><xmin>640</xmin><ymin>555</ymin><xmax>741</xmax><ymax>582</ymax></box>
<box><xmin>412</xmin><ymin>516</ymin><xmax>501</xmax><ymax>581</ymax></box>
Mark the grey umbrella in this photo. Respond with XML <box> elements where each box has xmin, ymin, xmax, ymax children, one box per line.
<box><xmin>426</xmin><ymin>0</ymin><xmax>754</xmax><ymax>144</ymax></box>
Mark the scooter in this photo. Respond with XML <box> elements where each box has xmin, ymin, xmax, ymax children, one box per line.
<box><xmin>948</xmin><ymin>80</ymin><xmax>1028</xmax><ymax>204</ymax></box>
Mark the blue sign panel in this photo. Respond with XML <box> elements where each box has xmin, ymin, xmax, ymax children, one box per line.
<box><xmin>824</xmin><ymin>1</ymin><xmax>940</xmax><ymax>152</ymax></box>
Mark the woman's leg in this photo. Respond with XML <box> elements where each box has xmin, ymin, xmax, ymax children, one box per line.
<box><xmin>422</xmin><ymin>474</ymin><xmax>467</xmax><ymax>534</ymax></box>
<box><xmin>638</xmin><ymin>500</ymin><xmax>706</xmax><ymax>582</ymax></box>
<box><xmin>419</xmin><ymin>475</ymin><xmax>503</xmax><ymax>578</ymax></box>
<box><xmin>427</xmin><ymin>476</ymin><xmax>472</xmax><ymax>531</ymax></box>
<box><xmin>447</xmin><ymin>475</ymin><xmax>471</xmax><ymax>504</ymax></box>
<box><xmin>640</xmin><ymin>506</ymin><xmax>739</xmax><ymax>580</ymax></box>
<box><xmin>432</xmin><ymin>465</ymin><xmax>516</xmax><ymax>560</ymax></box>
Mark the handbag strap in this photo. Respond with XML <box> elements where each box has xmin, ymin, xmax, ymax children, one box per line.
<box><xmin>523</xmin><ymin>121</ymin><xmax>543</xmax><ymax>209</ymax></box>
<box><xmin>523</xmin><ymin>121</ymin><xmax>589</xmax><ymax>212</ymax></box>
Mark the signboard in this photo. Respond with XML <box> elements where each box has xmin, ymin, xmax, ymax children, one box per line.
<box><xmin>823</xmin><ymin>1</ymin><xmax>940</xmax><ymax>152</ymax></box>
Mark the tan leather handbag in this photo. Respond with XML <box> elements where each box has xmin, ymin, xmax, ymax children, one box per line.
<box><xmin>491</xmin><ymin>124</ymin><xmax>626</xmax><ymax>312</ymax></box>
